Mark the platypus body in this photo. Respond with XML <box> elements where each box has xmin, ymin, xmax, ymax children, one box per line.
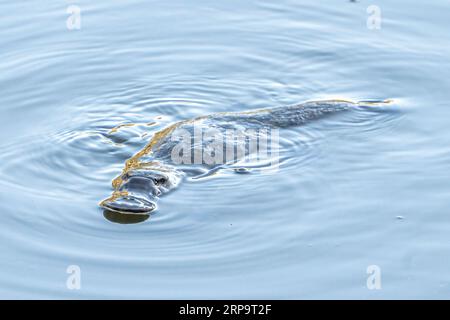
<box><xmin>100</xmin><ymin>100</ymin><xmax>389</xmax><ymax>219</ymax></box>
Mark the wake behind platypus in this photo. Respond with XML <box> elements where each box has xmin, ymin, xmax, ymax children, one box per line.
<box><xmin>100</xmin><ymin>99</ymin><xmax>391</xmax><ymax>221</ymax></box>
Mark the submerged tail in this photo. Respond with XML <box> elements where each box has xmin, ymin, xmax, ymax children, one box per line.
<box><xmin>357</xmin><ymin>99</ymin><xmax>394</xmax><ymax>106</ymax></box>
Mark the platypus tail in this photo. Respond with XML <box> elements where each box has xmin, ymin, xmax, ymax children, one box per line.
<box><xmin>357</xmin><ymin>99</ymin><xmax>394</xmax><ymax>106</ymax></box>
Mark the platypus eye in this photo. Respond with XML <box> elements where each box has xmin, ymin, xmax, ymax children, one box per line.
<box><xmin>153</xmin><ymin>177</ymin><xmax>167</xmax><ymax>185</ymax></box>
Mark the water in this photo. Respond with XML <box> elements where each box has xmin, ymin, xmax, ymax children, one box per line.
<box><xmin>0</xmin><ymin>0</ymin><xmax>449</xmax><ymax>299</ymax></box>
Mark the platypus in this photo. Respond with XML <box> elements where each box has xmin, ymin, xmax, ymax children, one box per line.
<box><xmin>100</xmin><ymin>99</ymin><xmax>390</xmax><ymax>220</ymax></box>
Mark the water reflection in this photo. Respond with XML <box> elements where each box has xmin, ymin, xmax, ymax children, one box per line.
<box><xmin>103</xmin><ymin>209</ymin><xmax>150</xmax><ymax>224</ymax></box>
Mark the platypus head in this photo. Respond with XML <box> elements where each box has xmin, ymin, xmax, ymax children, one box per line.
<box><xmin>100</xmin><ymin>166</ymin><xmax>182</xmax><ymax>220</ymax></box>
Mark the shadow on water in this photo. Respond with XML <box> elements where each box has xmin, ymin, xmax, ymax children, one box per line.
<box><xmin>103</xmin><ymin>209</ymin><xmax>150</xmax><ymax>224</ymax></box>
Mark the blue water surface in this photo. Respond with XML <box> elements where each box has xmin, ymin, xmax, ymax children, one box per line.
<box><xmin>0</xmin><ymin>0</ymin><xmax>450</xmax><ymax>298</ymax></box>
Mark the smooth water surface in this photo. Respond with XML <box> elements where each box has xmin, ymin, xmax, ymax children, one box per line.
<box><xmin>0</xmin><ymin>0</ymin><xmax>450</xmax><ymax>298</ymax></box>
